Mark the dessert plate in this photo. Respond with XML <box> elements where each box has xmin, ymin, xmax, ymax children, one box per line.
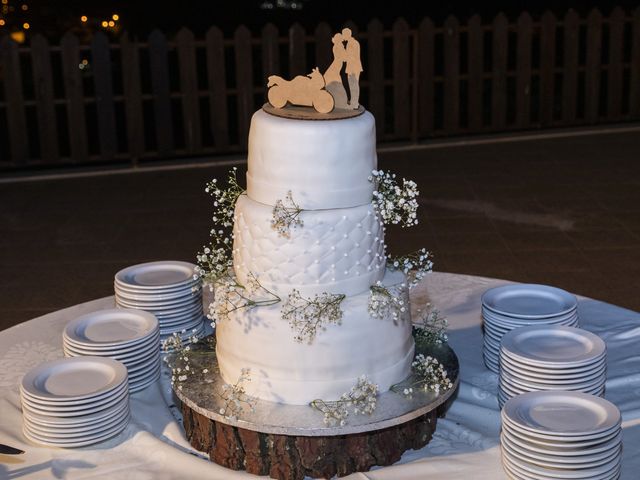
<box><xmin>64</xmin><ymin>309</ymin><xmax>158</xmax><ymax>348</ymax></box>
<box><xmin>501</xmin><ymin>326</ymin><xmax>606</xmax><ymax>367</ymax></box>
<box><xmin>482</xmin><ymin>284</ymin><xmax>578</xmax><ymax>319</ymax></box>
<box><xmin>21</xmin><ymin>357</ymin><xmax>128</xmax><ymax>402</ymax></box>
<box><xmin>115</xmin><ymin>261</ymin><xmax>197</xmax><ymax>289</ymax></box>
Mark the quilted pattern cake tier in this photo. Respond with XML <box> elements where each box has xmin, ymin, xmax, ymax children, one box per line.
<box><xmin>233</xmin><ymin>195</ymin><xmax>386</xmax><ymax>297</ymax></box>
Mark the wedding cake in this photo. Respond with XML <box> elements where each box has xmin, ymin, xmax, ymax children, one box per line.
<box><xmin>215</xmin><ymin>108</ymin><xmax>415</xmax><ymax>405</ymax></box>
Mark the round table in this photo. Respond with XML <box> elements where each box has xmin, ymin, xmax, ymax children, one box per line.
<box><xmin>1</xmin><ymin>272</ymin><xmax>639</xmax><ymax>479</ymax></box>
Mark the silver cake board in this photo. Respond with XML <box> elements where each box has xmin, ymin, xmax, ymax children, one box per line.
<box><xmin>173</xmin><ymin>337</ymin><xmax>459</xmax><ymax>480</ymax></box>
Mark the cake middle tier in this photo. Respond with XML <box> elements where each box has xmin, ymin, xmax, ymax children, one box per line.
<box><xmin>233</xmin><ymin>195</ymin><xmax>386</xmax><ymax>297</ymax></box>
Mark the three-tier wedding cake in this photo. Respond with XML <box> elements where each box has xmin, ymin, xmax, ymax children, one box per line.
<box><xmin>215</xmin><ymin>108</ymin><xmax>415</xmax><ymax>405</ymax></box>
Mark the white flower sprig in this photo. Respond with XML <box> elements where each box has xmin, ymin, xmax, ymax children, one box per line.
<box><xmin>368</xmin><ymin>281</ymin><xmax>408</xmax><ymax>322</ymax></box>
<box><xmin>204</xmin><ymin>167</ymin><xmax>245</xmax><ymax>228</ymax></box>
<box><xmin>162</xmin><ymin>330</ymin><xmax>210</xmax><ymax>393</ymax></box>
<box><xmin>271</xmin><ymin>190</ymin><xmax>304</xmax><ymax>237</ymax></box>
<box><xmin>387</xmin><ymin>248</ymin><xmax>433</xmax><ymax>289</ymax></box>
<box><xmin>369</xmin><ymin>169</ymin><xmax>419</xmax><ymax>227</ymax></box>
<box><xmin>196</xmin><ymin>230</ymin><xmax>233</xmax><ymax>287</ymax></box>
<box><xmin>310</xmin><ymin>375</ymin><xmax>378</xmax><ymax>426</ymax></box>
<box><xmin>281</xmin><ymin>290</ymin><xmax>346</xmax><ymax>343</ymax></box>
<box><xmin>217</xmin><ymin>368</ymin><xmax>255</xmax><ymax>421</ymax></box>
<box><xmin>413</xmin><ymin>303</ymin><xmax>448</xmax><ymax>346</ymax></box>
<box><xmin>210</xmin><ymin>272</ymin><xmax>281</xmax><ymax>327</ymax></box>
<box><xmin>392</xmin><ymin>354</ymin><xmax>452</xmax><ymax>397</ymax></box>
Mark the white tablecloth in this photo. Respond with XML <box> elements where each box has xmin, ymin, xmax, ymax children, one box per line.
<box><xmin>1</xmin><ymin>272</ymin><xmax>639</xmax><ymax>479</ymax></box>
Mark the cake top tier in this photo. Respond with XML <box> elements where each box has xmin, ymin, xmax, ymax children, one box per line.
<box><xmin>246</xmin><ymin>109</ymin><xmax>377</xmax><ymax>210</ymax></box>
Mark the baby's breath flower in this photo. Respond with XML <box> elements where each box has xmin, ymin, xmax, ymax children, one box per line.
<box><xmin>413</xmin><ymin>303</ymin><xmax>448</xmax><ymax>346</ymax></box>
<box><xmin>387</xmin><ymin>248</ymin><xmax>433</xmax><ymax>289</ymax></box>
<box><xmin>271</xmin><ymin>190</ymin><xmax>304</xmax><ymax>237</ymax></box>
<box><xmin>368</xmin><ymin>281</ymin><xmax>407</xmax><ymax>322</ymax></box>
<box><xmin>392</xmin><ymin>354</ymin><xmax>452</xmax><ymax>397</ymax></box>
<box><xmin>368</xmin><ymin>170</ymin><xmax>419</xmax><ymax>227</ymax></box>
<box><xmin>217</xmin><ymin>368</ymin><xmax>254</xmax><ymax>421</ymax></box>
<box><xmin>310</xmin><ymin>376</ymin><xmax>379</xmax><ymax>426</ymax></box>
<box><xmin>282</xmin><ymin>290</ymin><xmax>346</xmax><ymax>343</ymax></box>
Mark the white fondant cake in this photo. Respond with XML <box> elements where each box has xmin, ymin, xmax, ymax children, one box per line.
<box><xmin>216</xmin><ymin>270</ymin><xmax>414</xmax><ymax>404</ymax></box>
<box><xmin>233</xmin><ymin>194</ymin><xmax>386</xmax><ymax>297</ymax></box>
<box><xmin>247</xmin><ymin>109</ymin><xmax>377</xmax><ymax>210</ymax></box>
<box><xmin>216</xmin><ymin>107</ymin><xmax>414</xmax><ymax>405</ymax></box>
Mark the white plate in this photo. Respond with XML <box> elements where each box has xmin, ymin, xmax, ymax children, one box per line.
<box><xmin>484</xmin><ymin>311</ymin><xmax>579</xmax><ymax>326</ymax></box>
<box><xmin>499</xmin><ymin>380</ymin><xmax>604</xmax><ymax>399</ymax></box>
<box><xmin>23</xmin><ymin>400</ymin><xmax>129</xmax><ymax>433</ymax></box>
<box><xmin>114</xmin><ymin>276</ymin><xmax>199</xmax><ymax>294</ymax></box>
<box><xmin>21</xmin><ymin>357</ymin><xmax>128</xmax><ymax>402</ymax></box>
<box><xmin>501</xmin><ymin>326</ymin><xmax>606</xmax><ymax>367</ymax></box>
<box><xmin>500</xmin><ymin>352</ymin><xmax>606</xmax><ymax>379</ymax></box>
<box><xmin>114</xmin><ymin>292</ymin><xmax>201</xmax><ymax>309</ymax></box>
<box><xmin>64</xmin><ymin>309</ymin><xmax>158</xmax><ymax>348</ymax></box>
<box><xmin>482</xmin><ymin>284</ymin><xmax>578</xmax><ymax>319</ymax></box>
<box><xmin>115</xmin><ymin>261</ymin><xmax>197</xmax><ymax>289</ymax></box>
<box><xmin>500</xmin><ymin>364</ymin><xmax>607</xmax><ymax>386</ymax></box>
<box><xmin>502</xmin><ymin>456</ymin><xmax>621</xmax><ymax>480</ymax></box>
<box><xmin>20</xmin><ymin>377</ymin><xmax>128</xmax><ymax>407</ymax></box>
<box><xmin>501</xmin><ymin>420</ymin><xmax>622</xmax><ymax>447</ymax></box>
<box><xmin>501</xmin><ymin>433</ymin><xmax>621</xmax><ymax>466</ymax></box>
<box><xmin>24</xmin><ymin>408</ymin><xmax>130</xmax><ymax>439</ymax></box>
<box><xmin>23</xmin><ymin>414</ymin><xmax>130</xmax><ymax>447</ymax></box>
<box><xmin>502</xmin><ymin>448</ymin><xmax>621</xmax><ymax>479</ymax></box>
<box><xmin>501</xmin><ymin>427</ymin><xmax>622</xmax><ymax>457</ymax></box>
<box><xmin>500</xmin><ymin>370</ymin><xmax>606</xmax><ymax>391</ymax></box>
<box><xmin>502</xmin><ymin>392</ymin><xmax>621</xmax><ymax>437</ymax></box>
<box><xmin>113</xmin><ymin>284</ymin><xmax>201</xmax><ymax>301</ymax></box>
<box><xmin>21</xmin><ymin>386</ymin><xmax>129</xmax><ymax>418</ymax></box>
<box><xmin>129</xmin><ymin>368</ymin><xmax>161</xmax><ymax>393</ymax></box>
<box><xmin>63</xmin><ymin>334</ymin><xmax>160</xmax><ymax>360</ymax></box>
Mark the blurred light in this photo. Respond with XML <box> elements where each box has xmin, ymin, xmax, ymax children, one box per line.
<box><xmin>10</xmin><ymin>31</ymin><xmax>25</xmax><ymax>43</ymax></box>
<box><xmin>112</xmin><ymin>14</ymin><xmax>119</xmax><ymax>21</ymax></box>
<box><xmin>1</xmin><ymin>0</ymin><xmax>7</xmax><ymax>5</ymax></box>
<box><xmin>82</xmin><ymin>59</ymin><xmax>88</xmax><ymax>65</ymax></box>
<box><xmin>22</xmin><ymin>22</ymin><xmax>29</xmax><ymax>29</ymax></box>
<box><xmin>0</xmin><ymin>19</ymin><xmax>5</xmax><ymax>26</ymax></box>
<box><xmin>108</xmin><ymin>20</ymin><xmax>115</xmax><ymax>27</ymax></box>
<box><xmin>22</xmin><ymin>4</ymin><xmax>28</xmax><ymax>11</ymax></box>
<box><xmin>101</xmin><ymin>20</ymin><xmax>108</xmax><ymax>27</ymax></box>
<box><xmin>80</xmin><ymin>15</ymin><xmax>87</xmax><ymax>22</ymax></box>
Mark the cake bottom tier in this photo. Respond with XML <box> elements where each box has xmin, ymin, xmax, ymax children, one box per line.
<box><xmin>215</xmin><ymin>270</ymin><xmax>414</xmax><ymax>405</ymax></box>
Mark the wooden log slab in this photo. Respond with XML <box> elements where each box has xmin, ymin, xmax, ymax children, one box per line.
<box><xmin>181</xmin><ymin>400</ymin><xmax>446</xmax><ymax>480</ymax></box>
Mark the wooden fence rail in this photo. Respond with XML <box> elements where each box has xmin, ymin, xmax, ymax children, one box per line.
<box><xmin>1</xmin><ymin>7</ymin><xmax>640</xmax><ymax>169</ymax></box>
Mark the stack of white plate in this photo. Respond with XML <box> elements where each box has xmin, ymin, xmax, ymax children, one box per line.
<box><xmin>498</xmin><ymin>325</ymin><xmax>607</xmax><ymax>408</ymax></box>
<box><xmin>20</xmin><ymin>357</ymin><xmax>130</xmax><ymax>448</ymax></box>
<box><xmin>482</xmin><ymin>284</ymin><xmax>578</xmax><ymax>373</ymax></box>
<box><xmin>501</xmin><ymin>391</ymin><xmax>622</xmax><ymax>480</ymax></box>
<box><xmin>63</xmin><ymin>308</ymin><xmax>161</xmax><ymax>393</ymax></box>
<box><xmin>114</xmin><ymin>261</ymin><xmax>204</xmax><ymax>346</ymax></box>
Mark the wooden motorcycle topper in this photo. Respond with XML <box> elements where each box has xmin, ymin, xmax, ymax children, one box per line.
<box><xmin>266</xmin><ymin>28</ymin><xmax>362</xmax><ymax>114</ymax></box>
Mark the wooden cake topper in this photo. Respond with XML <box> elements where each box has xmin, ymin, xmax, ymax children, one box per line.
<box><xmin>264</xmin><ymin>28</ymin><xmax>364</xmax><ymax>120</ymax></box>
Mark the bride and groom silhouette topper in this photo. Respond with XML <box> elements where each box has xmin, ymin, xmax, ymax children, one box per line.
<box><xmin>266</xmin><ymin>28</ymin><xmax>362</xmax><ymax>115</ymax></box>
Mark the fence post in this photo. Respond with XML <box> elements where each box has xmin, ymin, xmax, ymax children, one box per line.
<box><xmin>120</xmin><ymin>33</ymin><xmax>145</xmax><ymax>162</ymax></box>
<box><xmin>1</xmin><ymin>36</ymin><xmax>28</xmax><ymax>164</ymax></box>
<box><xmin>467</xmin><ymin>15</ymin><xmax>483</xmax><ymax>131</ymax></box>
<box><xmin>392</xmin><ymin>18</ymin><xmax>410</xmax><ymax>137</ymax></box>
<box><xmin>417</xmin><ymin>17</ymin><xmax>435</xmax><ymax>136</ymax></box>
<box><xmin>562</xmin><ymin>10</ymin><xmax>579</xmax><ymax>122</ymax></box>
<box><xmin>314</xmin><ymin>22</ymin><xmax>332</xmax><ymax>72</ymax></box>
<box><xmin>607</xmin><ymin>7</ymin><xmax>625</xmax><ymax>119</ymax></box>
<box><xmin>631</xmin><ymin>7</ymin><xmax>640</xmax><ymax>117</ymax></box>
<box><xmin>61</xmin><ymin>32</ymin><xmax>88</xmax><ymax>163</ymax></box>
<box><xmin>176</xmin><ymin>28</ymin><xmax>202</xmax><ymax>153</ymax></box>
<box><xmin>289</xmin><ymin>23</ymin><xmax>306</xmax><ymax>77</ymax></box>
<box><xmin>206</xmin><ymin>26</ymin><xmax>229</xmax><ymax>148</ymax></box>
<box><xmin>31</xmin><ymin>34</ymin><xmax>59</xmax><ymax>163</ymax></box>
<box><xmin>585</xmin><ymin>9</ymin><xmax>603</xmax><ymax>123</ymax></box>
<box><xmin>491</xmin><ymin>13</ymin><xmax>508</xmax><ymax>130</ymax></box>
<box><xmin>234</xmin><ymin>25</ymin><xmax>253</xmax><ymax>149</ymax></box>
<box><xmin>443</xmin><ymin>15</ymin><xmax>460</xmax><ymax>133</ymax></box>
<box><xmin>539</xmin><ymin>11</ymin><xmax>557</xmax><ymax>126</ymax></box>
<box><xmin>367</xmin><ymin>19</ymin><xmax>385</xmax><ymax>137</ymax></box>
<box><xmin>92</xmin><ymin>32</ymin><xmax>117</xmax><ymax>161</ymax></box>
<box><xmin>515</xmin><ymin>13</ymin><xmax>533</xmax><ymax>128</ymax></box>
<box><xmin>149</xmin><ymin>29</ymin><xmax>174</xmax><ymax>156</ymax></box>
<box><xmin>262</xmin><ymin>23</ymin><xmax>280</xmax><ymax>78</ymax></box>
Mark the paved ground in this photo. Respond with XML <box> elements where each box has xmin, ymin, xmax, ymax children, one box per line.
<box><xmin>1</xmin><ymin>126</ymin><xmax>640</xmax><ymax>331</ymax></box>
